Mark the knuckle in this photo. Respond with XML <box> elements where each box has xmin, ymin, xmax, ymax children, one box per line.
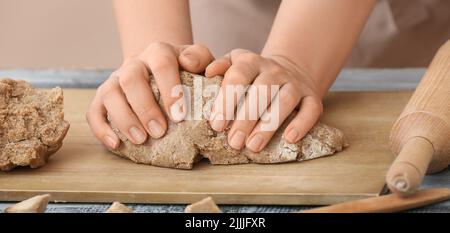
<box><xmin>116</xmin><ymin>113</ymin><xmax>139</xmax><ymax>131</ymax></box>
<box><xmin>224</xmin><ymin>69</ymin><xmax>246</xmax><ymax>85</ymax></box>
<box><xmin>268</xmin><ymin>65</ymin><xmax>286</xmax><ymax>77</ymax></box>
<box><xmin>98</xmin><ymin>73</ymin><xmax>120</xmax><ymax>95</ymax></box>
<box><xmin>97</xmin><ymin>82</ymin><xmax>114</xmax><ymax>97</ymax></box>
<box><xmin>235</xmin><ymin>53</ymin><xmax>259</xmax><ymax>64</ymax></box>
<box><xmin>279</xmin><ymin>88</ymin><xmax>298</xmax><ymax>106</ymax></box>
<box><xmin>146</xmin><ymin>41</ymin><xmax>170</xmax><ymax>52</ymax></box>
<box><xmin>124</xmin><ymin>113</ymin><xmax>136</xmax><ymax>123</ymax></box>
<box><xmin>231</xmin><ymin>48</ymin><xmax>248</xmax><ymax>56</ymax></box>
<box><xmin>190</xmin><ymin>43</ymin><xmax>208</xmax><ymax>52</ymax></box>
<box><xmin>118</xmin><ymin>74</ymin><xmax>136</xmax><ymax>89</ymax></box>
<box><xmin>150</xmin><ymin>55</ymin><xmax>174</xmax><ymax>71</ymax></box>
<box><xmin>134</xmin><ymin>103</ymin><xmax>159</xmax><ymax>117</ymax></box>
<box><xmin>300</xmin><ymin>96</ymin><xmax>323</xmax><ymax>115</ymax></box>
<box><xmin>99</xmin><ymin>88</ymin><xmax>118</xmax><ymax>104</ymax></box>
<box><xmin>124</xmin><ymin>60</ymin><xmax>147</xmax><ymax>74</ymax></box>
<box><xmin>253</xmin><ymin>74</ymin><xmax>272</xmax><ymax>86</ymax></box>
<box><xmin>312</xmin><ymin>98</ymin><xmax>324</xmax><ymax>113</ymax></box>
<box><xmin>199</xmin><ymin>45</ymin><xmax>213</xmax><ymax>59</ymax></box>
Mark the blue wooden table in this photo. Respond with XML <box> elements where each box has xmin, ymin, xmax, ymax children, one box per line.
<box><xmin>0</xmin><ymin>68</ymin><xmax>448</xmax><ymax>213</ymax></box>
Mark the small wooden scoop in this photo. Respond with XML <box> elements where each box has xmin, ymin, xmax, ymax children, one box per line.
<box><xmin>301</xmin><ymin>188</ymin><xmax>450</xmax><ymax>213</ymax></box>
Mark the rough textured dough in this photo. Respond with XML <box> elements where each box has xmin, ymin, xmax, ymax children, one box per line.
<box><xmin>4</xmin><ymin>194</ymin><xmax>51</xmax><ymax>213</ymax></box>
<box><xmin>185</xmin><ymin>197</ymin><xmax>222</xmax><ymax>213</ymax></box>
<box><xmin>105</xmin><ymin>202</ymin><xmax>133</xmax><ymax>213</ymax></box>
<box><xmin>0</xmin><ymin>79</ymin><xmax>70</xmax><ymax>171</ymax></box>
<box><xmin>110</xmin><ymin>72</ymin><xmax>346</xmax><ymax>169</ymax></box>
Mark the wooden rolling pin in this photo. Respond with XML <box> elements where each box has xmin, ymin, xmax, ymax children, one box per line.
<box><xmin>386</xmin><ymin>40</ymin><xmax>450</xmax><ymax>196</ymax></box>
<box><xmin>302</xmin><ymin>188</ymin><xmax>450</xmax><ymax>213</ymax></box>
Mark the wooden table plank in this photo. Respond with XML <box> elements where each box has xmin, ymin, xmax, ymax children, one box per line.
<box><xmin>0</xmin><ymin>89</ymin><xmax>408</xmax><ymax>205</ymax></box>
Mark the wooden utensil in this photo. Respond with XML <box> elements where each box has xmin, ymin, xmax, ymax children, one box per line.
<box><xmin>387</xmin><ymin>40</ymin><xmax>450</xmax><ymax>196</ymax></box>
<box><xmin>302</xmin><ymin>188</ymin><xmax>450</xmax><ymax>213</ymax></box>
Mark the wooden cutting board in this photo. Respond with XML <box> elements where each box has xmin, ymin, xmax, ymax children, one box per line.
<box><xmin>0</xmin><ymin>89</ymin><xmax>411</xmax><ymax>205</ymax></box>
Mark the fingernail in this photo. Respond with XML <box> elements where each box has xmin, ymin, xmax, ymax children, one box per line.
<box><xmin>286</xmin><ymin>129</ymin><xmax>299</xmax><ymax>143</ymax></box>
<box><xmin>129</xmin><ymin>127</ymin><xmax>146</xmax><ymax>144</ymax></box>
<box><xmin>247</xmin><ymin>134</ymin><xmax>264</xmax><ymax>152</ymax></box>
<box><xmin>210</xmin><ymin>113</ymin><xmax>225</xmax><ymax>131</ymax></box>
<box><xmin>148</xmin><ymin>120</ymin><xmax>165</xmax><ymax>138</ymax></box>
<box><xmin>170</xmin><ymin>100</ymin><xmax>186</xmax><ymax>122</ymax></box>
<box><xmin>104</xmin><ymin>135</ymin><xmax>119</xmax><ymax>149</ymax></box>
<box><xmin>229</xmin><ymin>130</ymin><xmax>246</xmax><ymax>150</ymax></box>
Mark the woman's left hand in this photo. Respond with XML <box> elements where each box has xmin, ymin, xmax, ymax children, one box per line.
<box><xmin>205</xmin><ymin>49</ymin><xmax>323</xmax><ymax>152</ymax></box>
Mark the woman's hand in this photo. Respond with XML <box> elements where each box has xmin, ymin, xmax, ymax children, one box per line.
<box><xmin>206</xmin><ymin>49</ymin><xmax>323</xmax><ymax>152</ymax></box>
<box><xmin>86</xmin><ymin>42</ymin><xmax>214</xmax><ymax>149</ymax></box>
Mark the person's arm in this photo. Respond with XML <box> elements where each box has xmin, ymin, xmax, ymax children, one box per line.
<box><xmin>87</xmin><ymin>0</ymin><xmax>214</xmax><ymax>149</ymax></box>
<box><xmin>262</xmin><ymin>0</ymin><xmax>376</xmax><ymax>97</ymax></box>
<box><xmin>206</xmin><ymin>0</ymin><xmax>375</xmax><ymax>152</ymax></box>
<box><xmin>114</xmin><ymin>0</ymin><xmax>193</xmax><ymax>58</ymax></box>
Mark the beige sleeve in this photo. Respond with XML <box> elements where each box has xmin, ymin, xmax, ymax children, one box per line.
<box><xmin>191</xmin><ymin>0</ymin><xmax>450</xmax><ymax>68</ymax></box>
<box><xmin>347</xmin><ymin>0</ymin><xmax>450</xmax><ymax>67</ymax></box>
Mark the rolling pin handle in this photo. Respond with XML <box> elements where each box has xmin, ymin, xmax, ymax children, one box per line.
<box><xmin>386</xmin><ymin>137</ymin><xmax>435</xmax><ymax>196</ymax></box>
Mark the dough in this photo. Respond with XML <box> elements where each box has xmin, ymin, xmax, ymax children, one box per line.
<box><xmin>105</xmin><ymin>202</ymin><xmax>133</xmax><ymax>213</ymax></box>
<box><xmin>0</xmin><ymin>79</ymin><xmax>70</xmax><ymax>171</ymax></box>
<box><xmin>4</xmin><ymin>194</ymin><xmax>51</xmax><ymax>213</ymax></box>
<box><xmin>110</xmin><ymin>72</ymin><xmax>346</xmax><ymax>169</ymax></box>
<box><xmin>185</xmin><ymin>197</ymin><xmax>222</xmax><ymax>213</ymax></box>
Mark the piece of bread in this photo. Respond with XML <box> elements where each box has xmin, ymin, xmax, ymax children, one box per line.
<box><xmin>4</xmin><ymin>194</ymin><xmax>51</xmax><ymax>213</ymax></box>
<box><xmin>185</xmin><ymin>197</ymin><xmax>222</xmax><ymax>213</ymax></box>
<box><xmin>109</xmin><ymin>72</ymin><xmax>347</xmax><ymax>169</ymax></box>
<box><xmin>0</xmin><ymin>79</ymin><xmax>70</xmax><ymax>171</ymax></box>
<box><xmin>105</xmin><ymin>202</ymin><xmax>133</xmax><ymax>213</ymax></box>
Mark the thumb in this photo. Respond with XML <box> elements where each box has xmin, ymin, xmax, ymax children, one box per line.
<box><xmin>178</xmin><ymin>44</ymin><xmax>214</xmax><ymax>73</ymax></box>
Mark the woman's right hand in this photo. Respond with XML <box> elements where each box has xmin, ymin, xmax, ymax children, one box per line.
<box><xmin>86</xmin><ymin>42</ymin><xmax>214</xmax><ymax>149</ymax></box>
